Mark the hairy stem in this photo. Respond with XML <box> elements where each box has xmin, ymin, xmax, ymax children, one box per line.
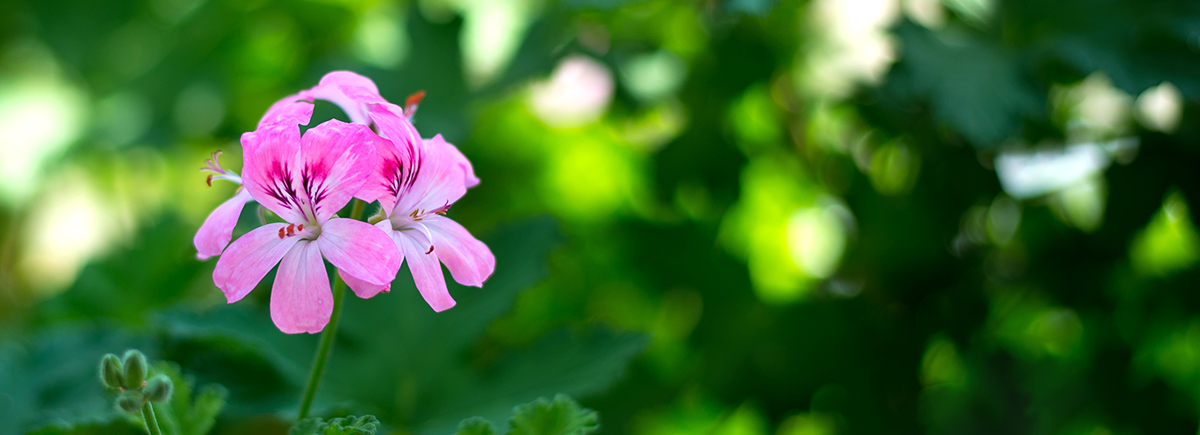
<box><xmin>141</xmin><ymin>402</ymin><xmax>163</xmax><ymax>435</ymax></box>
<box><xmin>297</xmin><ymin>199</ymin><xmax>367</xmax><ymax>420</ymax></box>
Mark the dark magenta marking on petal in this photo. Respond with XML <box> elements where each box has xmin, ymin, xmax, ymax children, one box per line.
<box><xmin>300</xmin><ymin>160</ymin><xmax>332</xmax><ymax>216</ymax></box>
<box><xmin>383</xmin><ymin>155</ymin><xmax>404</xmax><ymax>197</ymax></box>
<box><xmin>263</xmin><ymin>160</ymin><xmax>298</xmax><ymax>210</ymax></box>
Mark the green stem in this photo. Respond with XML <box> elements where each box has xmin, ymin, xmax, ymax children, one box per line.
<box><xmin>297</xmin><ymin>199</ymin><xmax>367</xmax><ymax>420</ymax></box>
<box><xmin>141</xmin><ymin>402</ymin><xmax>163</xmax><ymax>435</ymax></box>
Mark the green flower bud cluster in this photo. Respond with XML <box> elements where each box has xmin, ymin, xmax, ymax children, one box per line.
<box><xmin>99</xmin><ymin>350</ymin><xmax>174</xmax><ymax>414</ymax></box>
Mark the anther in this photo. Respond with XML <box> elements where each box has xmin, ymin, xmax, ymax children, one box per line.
<box><xmin>406</xmin><ymin>90</ymin><xmax>426</xmax><ymax>108</ymax></box>
<box><xmin>287</xmin><ymin>224</ymin><xmax>296</xmax><ymax>236</ymax></box>
<box><xmin>297</xmin><ymin>224</ymin><xmax>304</xmax><ymax>231</ymax></box>
<box><xmin>278</xmin><ymin>228</ymin><xmax>286</xmax><ymax>239</ymax></box>
<box><xmin>206</xmin><ymin>174</ymin><xmax>214</xmax><ymax>187</ymax></box>
<box><xmin>404</xmin><ymin>90</ymin><xmax>426</xmax><ymax>118</ymax></box>
<box><xmin>425</xmin><ymin>245</ymin><xmax>435</xmax><ymax>254</ymax></box>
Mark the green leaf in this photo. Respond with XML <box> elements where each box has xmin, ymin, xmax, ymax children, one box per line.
<box><xmin>454</xmin><ymin>417</ymin><xmax>497</xmax><ymax>435</ymax></box>
<box><xmin>508</xmin><ymin>395</ymin><xmax>598</xmax><ymax>435</ymax></box>
<box><xmin>290</xmin><ymin>415</ymin><xmax>379</xmax><ymax>435</ymax></box>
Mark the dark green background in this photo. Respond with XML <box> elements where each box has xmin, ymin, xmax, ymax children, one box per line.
<box><xmin>2</xmin><ymin>0</ymin><xmax>1200</xmax><ymax>434</ymax></box>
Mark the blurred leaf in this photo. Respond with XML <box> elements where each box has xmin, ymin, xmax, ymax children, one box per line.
<box><xmin>150</xmin><ymin>362</ymin><xmax>227</xmax><ymax>435</ymax></box>
<box><xmin>151</xmin><ymin>302</ymin><xmax>313</xmax><ymax>415</ymax></box>
<box><xmin>0</xmin><ymin>326</ymin><xmax>152</xmax><ymax>434</ymax></box>
<box><xmin>414</xmin><ymin>327</ymin><xmax>644</xmax><ymax>434</ymax></box>
<box><xmin>290</xmin><ymin>415</ymin><xmax>379</xmax><ymax>435</ymax></box>
<box><xmin>888</xmin><ymin>24</ymin><xmax>1042</xmax><ymax>147</ymax></box>
<box><xmin>508</xmin><ymin>395</ymin><xmax>598</xmax><ymax>435</ymax></box>
<box><xmin>37</xmin><ymin>214</ymin><xmax>205</xmax><ymax>325</ymax></box>
<box><xmin>454</xmin><ymin>417</ymin><xmax>497</xmax><ymax>435</ymax></box>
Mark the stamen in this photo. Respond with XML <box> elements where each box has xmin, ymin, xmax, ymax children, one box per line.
<box><xmin>201</xmin><ymin>150</ymin><xmax>243</xmax><ymax>185</ymax></box>
<box><xmin>425</xmin><ymin>245</ymin><xmax>435</xmax><ymax>254</ymax></box>
<box><xmin>404</xmin><ymin>90</ymin><xmax>426</xmax><ymax>118</ymax></box>
<box><xmin>278</xmin><ymin>228</ymin><xmax>286</xmax><ymax>239</ymax></box>
<box><xmin>431</xmin><ymin>201</ymin><xmax>451</xmax><ymax>216</ymax></box>
<box><xmin>286</xmin><ymin>224</ymin><xmax>296</xmax><ymax>236</ymax></box>
<box><xmin>297</xmin><ymin>224</ymin><xmax>304</xmax><ymax>231</ymax></box>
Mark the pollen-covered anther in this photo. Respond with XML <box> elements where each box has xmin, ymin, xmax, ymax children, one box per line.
<box><xmin>286</xmin><ymin>224</ymin><xmax>296</xmax><ymax>236</ymax></box>
<box><xmin>297</xmin><ymin>224</ymin><xmax>304</xmax><ymax>231</ymax></box>
<box><xmin>278</xmin><ymin>228</ymin><xmax>286</xmax><ymax>239</ymax></box>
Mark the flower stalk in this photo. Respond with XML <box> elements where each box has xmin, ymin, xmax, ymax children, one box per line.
<box><xmin>297</xmin><ymin>199</ymin><xmax>366</xmax><ymax>420</ymax></box>
<box><xmin>141</xmin><ymin>403</ymin><xmax>164</xmax><ymax>435</ymax></box>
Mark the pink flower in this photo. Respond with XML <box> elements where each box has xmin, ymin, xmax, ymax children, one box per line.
<box><xmin>212</xmin><ymin>119</ymin><xmax>401</xmax><ymax>333</ymax></box>
<box><xmin>342</xmin><ymin>105</ymin><xmax>495</xmax><ymax>312</ymax></box>
<box><xmin>194</xmin><ymin>151</ymin><xmax>252</xmax><ymax>260</ymax></box>
<box><xmin>253</xmin><ymin>71</ymin><xmax>491</xmax><ymax>312</ymax></box>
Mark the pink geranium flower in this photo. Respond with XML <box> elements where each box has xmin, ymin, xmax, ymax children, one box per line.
<box><xmin>212</xmin><ymin>119</ymin><xmax>401</xmax><ymax>333</ymax></box>
<box><xmin>341</xmin><ymin>105</ymin><xmax>495</xmax><ymax>312</ymax></box>
<box><xmin>254</xmin><ymin>71</ymin><xmax>492</xmax><ymax>311</ymax></box>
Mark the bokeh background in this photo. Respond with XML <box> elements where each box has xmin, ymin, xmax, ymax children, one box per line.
<box><xmin>3</xmin><ymin>0</ymin><xmax>1200</xmax><ymax>433</ymax></box>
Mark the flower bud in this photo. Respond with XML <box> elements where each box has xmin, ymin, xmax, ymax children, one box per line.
<box><xmin>115</xmin><ymin>390</ymin><xmax>144</xmax><ymax>414</ymax></box>
<box><xmin>99</xmin><ymin>353</ymin><xmax>124</xmax><ymax>390</ymax></box>
<box><xmin>121</xmin><ymin>350</ymin><xmax>148</xmax><ymax>389</ymax></box>
<box><xmin>144</xmin><ymin>374</ymin><xmax>174</xmax><ymax>403</ymax></box>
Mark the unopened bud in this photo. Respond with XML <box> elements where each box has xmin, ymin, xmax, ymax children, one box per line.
<box><xmin>121</xmin><ymin>350</ymin><xmax>147</xmax><ymax>389</ymax></box>
<box><xmin>99</xmin><ymin>353</ymin><xmax>124</xmax><ymax>389</ymax></box>
<box><xmin>144</xmin><ymin>374</ymin><xmax>174</xmax><ymax>402</ymax></box>
<box><xmin>115</xmin><ymin>390</ymin><xmax>144</xmax><ymax>414</ymax></box>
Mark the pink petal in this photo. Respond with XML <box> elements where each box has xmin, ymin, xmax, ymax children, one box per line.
<box><xmin>321</xmin><ymin>71</ymin><xmax>379</xmax><ymax>92</ymax></box>
<box><xmin>435</xmin><ymin>136</ymin><xmax>481</xmax><ymax>189</ymax></box>
<box><xmin>194</xmin><ymin>189</ymin><xmax>253</xmax><ymax>260</ymax></box>
<box><xmin>240</xmin><ymin>124</ymin><xmax>307</xmax><ymax>223</ymax></box>
<box><xmin>424</xmin><ymin>215</ymin><xmax>495</xmax><ymax>287</ymax></box>
<box><xmin>317</xmin><ymin>217</ymin><xmax>400</xmax><ymax>286</ymax></box>
<box><xmin>213</xmin><ymin>223</ymin><xmax>301</xmax><ymax>304</ymax></box>
<box><xmin>307</xmin><ymin>71</ymin><xmax>386</xmax><ymax>125</ymax></box>
<box><xmin>339</xmin><ymin>268</ymin><xmax>390</xmax><ymax>299</ymax></box>
<box><xmin>357</xmin><ymin>104</ymin><xmax>421</xmax><ymax>212</ymax></box>
<box><xmin>392</xmin><ymin>134</ymin><xmax>468</xmax><ymax>217</ymax></box>
<box><xmin>298</xmin><ymin>120</ymin><xmax>380</xmax><ymax>221</ymax></box>
<box><xmin>366</xmin><ymin>102</ymin><xmax>421</xmax><ymax>153</ymax></box>
<box><xmin>270</xmin><ymin>241</ymin><xmax>333</xmax><ymax>334</ymax></box>
<box><xmin>257</xmin><ymin>94</ymin><xmax>314</xmax><ymax>128</ymax></box>
<box><xmin>354</xmin><ymin>134</ymin><xmax>410</xmax><ymax>213</ymax></box>
<box><xmin>395</xmin><ymin>225</ymin><xmax>456</xmax><ymax>312</ymax></box>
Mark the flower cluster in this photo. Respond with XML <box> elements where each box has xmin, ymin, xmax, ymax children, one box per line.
<box><xmin>193</xmin><ymin>72</ymin><xmax>494</xmax><ymax>334</ymax></box>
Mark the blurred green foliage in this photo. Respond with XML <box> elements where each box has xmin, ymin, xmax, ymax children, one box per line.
<box><xmin>2</xmin><ymin>0</ymin><xmax>1200</xmax><ymax>434</ymax></box>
